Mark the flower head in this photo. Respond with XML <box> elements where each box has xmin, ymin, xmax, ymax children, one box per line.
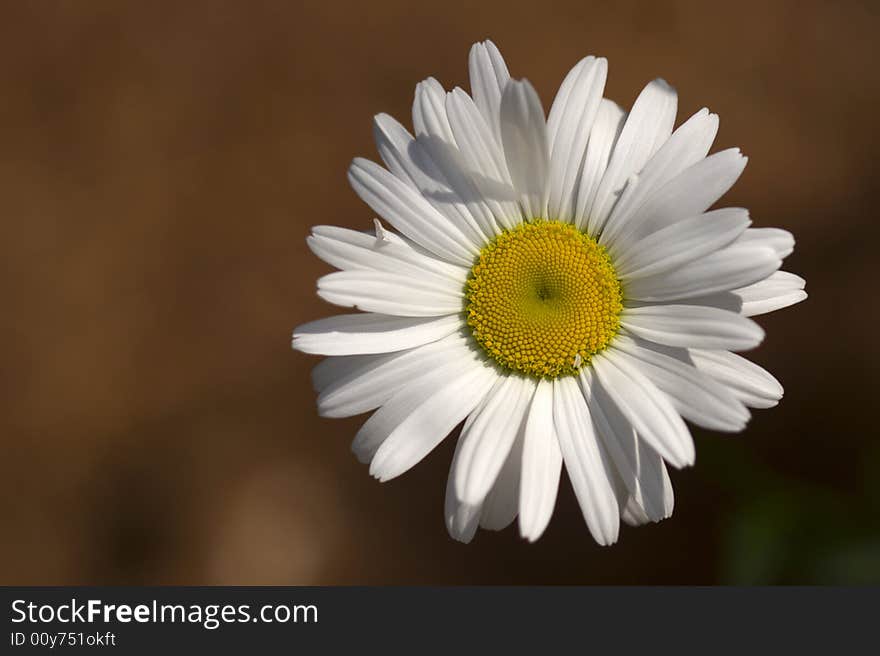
<box><xmin>293</xmin><ymin>40</ymin><xmax>806</xmax><ymax>544</ymax></box>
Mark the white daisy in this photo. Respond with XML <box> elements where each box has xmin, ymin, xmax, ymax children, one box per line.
<box><xmin>292</xmin><ymin>40</ymin><xmax>807</xmax><ymax>544</ymax></box>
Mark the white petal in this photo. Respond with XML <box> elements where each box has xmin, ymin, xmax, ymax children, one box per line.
<box><xmin>413</xmin><ymin>78</ymin><xmax>514</xmax><ymax>235</ymax></box>
<box><xmin>311</xmin><ymin>353</ymin><xmax>375</xmax><ymax>394</ymax></box>
<box><xmin>518</xmin><ymin>379</ymin><xmax>563</xmax><ymax>542</ymax></box>
<box><xmin>612</xmin><ymin>335</ymin><xmax>750</xmax><ymax>432</ymax></box>
<box><xmin>624</xmin><ymin>106</ymin><xmax>718</xmax><ymax>201</ymax></box>
<box><xmin>605</xmin><ymin>148</ymin><xmax>747</xmax><ymax>246</ymax></box>
<box><xmin>317</xmin><ymin>270</ymin><xmax>463</xmax><ymax>317</ymax></box>
<box><xmin>444</xmin><ymin>418</ymin><xmax>489</xmax><ymax>543</ymax></box>
<box><xmin>308</xmin><ymin>224</ymin><xmax>468</xmax><ymax>284</ymax></box>
<box><xmin>363</xmin><ymin>357</ymin><xmax>497</xmax><ymax>479</ymax></box>
<box><xmin>689</xmin><ymin>349</ymin><xmax>784</xmax><ymax>409</ymax></box>
<box><xmin>446</xmin><ymin>88</ymin><xmax>521</xmax><ymax>229</ymax></box>
<box><xmin>480</xmin><ymin>429</ymin><xmax>524</xmax><ymax>531</ymax></box>
<box><xmin>444</xmin><ymin>393</ymin><xmax>497</xmax><ymax>544</ymax></box>
<box><xmin>621</xmin><ymin>304</ymin><xmax>765</xmax><ymax>351</ymax></box>
<box><xmin>620</xmin><ymin>496</ymin><xmax>650</xmax><ymax>526</ymax></box>
<box><xmin>315</xmin><ymin>334</ymin><xmax>469</xmax><ymax>418</ymax></box>
<box><xmin>412</xmin><ymin>77</ymin><xmax>454</xmax><ymax>140</ymax></box>
<box><xmin>445</xmin><ymin>384</ymin><xmax>522</xmax><ymax>543</ymax></box>
<box><xmin>468</xmin><ymin>40</ymin><xmax>510</xmax><ymax>144</ymax></box>
<box><xmin>373</xmin><ymin>111</ymin><xmax>426</xmax><ymax>188</ymax></box>
<box><xmin>545</xmin><ymin>56</ymin><xmax>608</xmax><ymax>222</ymax></box>
<box><xmin>579</xmin><ymin>369</ymin><xmax>673</xmax><ymax>522</ymax></box>
<box><xmin>348</xmin><ymin>157</ymin><xmax>478</xmax><ymax>266</ymax></box>
<box><xmin>621</xmin><ymin>460</ymin><xmax>674</xmax><ymax>527</ymax></box>
<box><xmin>499</xmin><ymin>79</ymin><xmax>549</xmax><ymax>219</ymax></box>
<box><xmin>552</xmin><ymin>377</ymin><xmax>620</xmax><ymax>545</ymax></box>
<box><xmin>591</xmin><ymin>350</ymin><xmax>695</xmax><ymax>468</ymax></box>
<box><xmin>624</xmin><ymin>244</ymin><xmax>781</xmax><ymax>302</ymax></box>
<box><xmin>293</xmin><ymin>313</ymin><xmax>462</xmax><ymax>356</ymax></box>
<box><xmin>351</xmin><ymin>357</ymin><xmax>457</xmax><ymax>464</ymax></box>
<box><xmin>445</xmin><ymin>494</ymin><xmax>482</xmax><ymax>543</ymax></box>
<box><xmin>614</xmin><ymin>208</ymin><xmax>751</xmax><ymax>279</ymax></box>
<box><xmin>601</xmin><ymin>443</ymin><xmax>634</xmax><ymax>522</ymax></box>
<box><xmin>735</xmin><ymin>271</ymin><xmax>807</xmax><ymax>316</ymax></box>
<box><xmin>669</xmin><ymin>291</ymin><xmax>742</xmax><ymax>314</ymax></box>
<box><xmin>453</xmin><ymin>375</ymin><xmax>535</xmax><ymax>505</ymax></box>
<box><xmin>316</xmin><ymin>354</ymin><xmax>407</xmax><ymax>418</ymax></box>
<box><xmin>412</xmin><ymin>79</ymin><xmax>505</xmax><ymax>239</ymax></box>
<box><xmin>573</xmin><ymin>99</ymin><xmax>626</xmax><ymax>231</ymax></box>
<box><xmin>544</xmin><ymin>58</ymin><xmax>584</xmax><ymax>155</ymax></box>
<box><xmin>737</xmin><ymin>227</ymin><xmax>795</xmax><ymax>259</ymax></box>
<box><xmin>587</xmin><ymin>79</ymin><xmax>678</xmax><ymax>235</ymax></box>
<box><xmin>600</xmin><ymin>108</ymin><xmax>718</xmax><ymax>246</ymax></box>
<box><xmin>447</xmin><ymin>88</ymin><xmax>510</xmax><ymax>183</ymax></box>
<box><xmin>372</xmin><ymin>113</ymin><xmax>491</xmax><ymax>246</ymax></box>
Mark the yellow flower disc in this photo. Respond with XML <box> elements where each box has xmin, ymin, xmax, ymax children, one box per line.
<box><xmin>465</xmin><ymin>220</ymin><xmax>623</xmax><ymax>379</ymax></box>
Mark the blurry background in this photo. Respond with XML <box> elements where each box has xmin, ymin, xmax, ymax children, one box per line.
<box><xmin>1</xmin><ymin>0</ymin><xmax>878</xmax><ymax>584</ymax></box>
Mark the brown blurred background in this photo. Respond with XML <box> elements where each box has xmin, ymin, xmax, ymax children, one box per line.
<box><xmin>1</xmin><ymin>1</ymin><xmax>878</xmax><ymax>584</ymax></box>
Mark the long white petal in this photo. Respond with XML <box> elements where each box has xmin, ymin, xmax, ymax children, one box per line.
<box><xmin>447</xmin><ymin>88</ymin><xmax>510</xmax><ymax>183</ymax></box>
<box><xmin>620</xmin><ymin>458</ymin><xmax>674</xmax><ymax>527</ymax></box>
<box><xmin>446</xmin><ymin>88</ymin><xmax>521</xmax><ymax>229</ymax></box>
<box><xmin>412</xmin><ymin>77</ymin><xmax>454</xmax><ymax>140</ymax></box>
<box><xmin>518</xmin><ymin>379</ymin><xmax>563</xmax><ymax>542</ymax></box>
<box><xmin>317</xmin><ymin>270</ymin><xmax>463</xmax><ymax>317</ymax></box>
<box><xmin>348</xmin><ymin>158</ymin><xmax>478</xmax><ymax>265</ymax></box>
<box><xmin>499</xmin><ymin>79</ymin><xmax>549</xmax><ymax>219</ymax></box>
<box><xmin>468</xmin><ymin>40</ymin><xmax>510</xmax><ymax>144</ymax></box>
<box><xmin>689</xmin><ymin>349</ymin><xmax>784</xmax><ymax>409</ymax></box>
<box><xmin>480</xmin><ymin>428</ymin><xmax>524</xmax><ymax>531</ymax></box>
<box><xmin>445</xmin><ymin>422</ymin><xmax>488</xmax><ymax>544</ymax></box>
<box><xmin>591</xmin><ymin>350</ymin><xmax>695</xmax><ymax>468</ymax></box>
<box><xmin>412</xmin><ymin>79</ymin><xmax>505</xmax><ymax>238</ymax></box>
<box><xmin>293</xmin><ymin>313</ymin><xmax>462</xmax><ymax>356</ymax></box>
<box><xmin>445</xmin><ymin>492</ymin><xmax>483</xmax><ymax>543</ymax></box>
<box><xmin>552</xmin><ymin>377</ymin><xmax>619</xmax><ymax>545</ymax></box>
<box><xmin>350</xmin><ymin>348</ymin><xmax>483</xmax><ymax>464</ymax></box>
<box><xmin>621</xmin><ymin>304</ymin><xmax>765</xmax><ymax>351</ymax></box>
<box><xmin>311</xmin><ymin>353</ymin><xmax>377</xmax><ymax>394</ymax></box>
<box><xmin>308</xmin><ymin>224</ymin><xmax>468</xmax><ymax>284</ymax></box>
<box><xmin>580</xmin><ymin>369</ymin><xmax>673</xmax><ymax>522</ymax></box>
<box><xmin>624</xmin><ymin>244</ymin><xmax>781</xmax><ymax>302</ymax></box>
<box><xmin>600</xmin><ymin>107</ymin><xmax>718</xmax><ymax>246</ymax></box>
<box><xmin>546</xmin><ymin>56</ymin><xmax>608</xmax><ymax>222</ymax></box>
<box><xmin>734</xmin><ymin>271</ymin><xmax>807</xmax><ymax>316</ymax></box>
<box><xmin>363</xmin><ymin>358</ymin><xmax>497</xmax><ymax>480</ymax></box>
<box><xmin>573</xmin><ymin>100</ymin><xmax>626</xmax><ymax>231</ymax></box>
<box><xmin>737</xmin><ymin>227</ymin><xmax>795</xmax><ymax>259</ymax></box>
<box><xmin>315</xmin><ymin>334</ymin><xmax>469</xmax><ymax>418</ymax></box>
<box><xmin>605</xmin><ymin>148</ymin><xmax>747</xmax><ymax>246</ymax></box>
<box><xmin>612</xmin><ymin>335</ymin><xmax>750</xmax><ymax>432</ymax></box>
<box><xmin>587</xmin><ymin>79</ymin><xmax>678</xmax><ymax>235</ymax></box>
<box><xmin>453</xmin><ymin>375</ymin><xmax>535</xmax><ymax>505</ymax></box>
<box><xmin>614</xmin><ymin>208</ymin><xmax>750</xmax><ymax>279</ymax></box>
<box><xmin>373</xmin><ymin>113</ymin><xmax>491</xmax><ymax>246</ymax></box>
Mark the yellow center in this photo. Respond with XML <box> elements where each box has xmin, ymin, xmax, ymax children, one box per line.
<box><xmin>465</xmin><ymin>220</ymin><xmax>622</xmax><ymax>379</ymax></box>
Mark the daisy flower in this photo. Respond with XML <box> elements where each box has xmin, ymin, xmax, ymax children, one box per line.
<box><xmin>292</xmin><ymin>40</ymin><xmax>806</xmax><ymax>544</ymax></box>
